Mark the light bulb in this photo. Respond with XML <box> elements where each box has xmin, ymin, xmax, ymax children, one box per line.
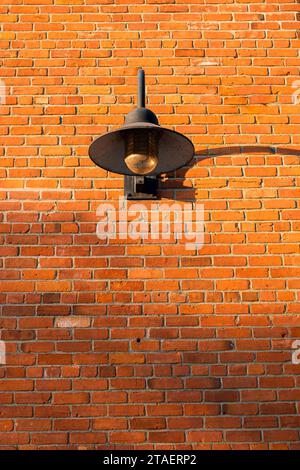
<box><xmin>124</xmin><ymin>129</ymin><xmax>158</xmax><ymax>175</ymax></box>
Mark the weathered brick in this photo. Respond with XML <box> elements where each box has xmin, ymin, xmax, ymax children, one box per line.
<box><xmin>0</xmin><ymin>0</ymin><xmax>299</xmax><ymax>450</ymax></box>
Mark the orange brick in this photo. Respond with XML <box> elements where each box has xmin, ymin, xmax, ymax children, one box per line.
<box><xmin>0</xmin><ymin>3</ymin><xmax>299</xmax><ymax>450</ymax></box>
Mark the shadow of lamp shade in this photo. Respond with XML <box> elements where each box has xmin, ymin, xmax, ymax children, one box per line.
<box><xmin>88</xmin><ymin>69</ymin><xmax>195</xmax><ymax>199</ymax></box>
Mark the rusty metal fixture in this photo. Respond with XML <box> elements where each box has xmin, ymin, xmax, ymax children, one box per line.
<box><xmin>88</xmin><ymin>69</ymin><xmax>195</xmax><ymax>198</ymax></box>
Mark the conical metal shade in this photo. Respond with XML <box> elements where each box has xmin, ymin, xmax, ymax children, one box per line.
<box><xmin>88</xmin><ymin>70</ymin><xmax>195</xmax><ymax>176</ymax></box>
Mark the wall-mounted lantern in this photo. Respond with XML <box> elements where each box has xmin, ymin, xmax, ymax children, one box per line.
<box><xmin>88</xmin><ymin>69</ymin><xmax>195</xmax><ymax>199</ymax></box>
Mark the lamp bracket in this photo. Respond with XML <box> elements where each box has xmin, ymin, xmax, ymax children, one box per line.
<box><xmin>124</xmin><ymin>175</ymin><xmax>158</xmax><ymax>200</ymax></box>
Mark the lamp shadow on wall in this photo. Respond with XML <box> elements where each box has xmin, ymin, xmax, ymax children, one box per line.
<box><xmin>159</xmin><ymin>145</ymin><xmax>300</xmax><ymax>201</ymax></box>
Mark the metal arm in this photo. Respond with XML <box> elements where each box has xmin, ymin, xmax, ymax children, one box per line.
<box><xmin>137</xmin><ymin>69</ymin><xmax>145</xmax><ymax>108</ymax></box>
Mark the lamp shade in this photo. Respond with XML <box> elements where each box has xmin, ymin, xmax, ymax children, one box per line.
<box><xmin>88</xmin><ymin>70</ymin><xmax>195</xmax><ymax>177</ymax></box>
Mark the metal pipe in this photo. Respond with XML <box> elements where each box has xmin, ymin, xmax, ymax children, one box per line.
<box><xmin>137</xmin><ymin>69</ymin><xmax>145</xmax><ymax>108</ymax></box>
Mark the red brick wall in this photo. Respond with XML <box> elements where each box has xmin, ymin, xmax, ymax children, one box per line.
<box><xmin>0</xmin><ymin>0</ymin><xmax>300</xmax><ymax>450</ymax></box>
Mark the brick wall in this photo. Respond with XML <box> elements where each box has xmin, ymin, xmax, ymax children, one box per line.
<box><xmin>0</xmin><ymin>0</ymin><xmax>300</xmax><ymax>450</ymax></box>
